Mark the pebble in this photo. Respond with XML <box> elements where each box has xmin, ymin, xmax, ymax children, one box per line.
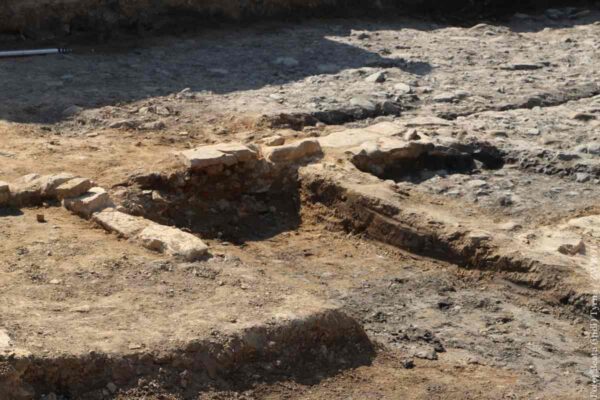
<box><xmin>575</xmin><ymin>172</ymin><xmax>590</xmax><ymax>183</ymax></box>
<box><xmin>466</xmin><ymin>179</ymin><xmax>488</xmax><ymax>188</ymax></box>
<box><xmin>106</xmin><ymin>382</ymin><xmax>117</xmax><ymax>394</ymax></box>
<box><xmin>433</xmin><ymin>92</ymin><xmax>457</xmax><ymax>103</ymax></box>
<box><xmin>365</xmin><ymin>71</ymin><xmax>386</xmax><ymax>83</ymax></box>
<box><xmin>394</xmin><ymin>83</ymin><xmax>412</xmax><ymax>94</ymax></box>
<box><xmin>415</xmin><ymin>349</ymin><xmax>438</xmax><ymax>360</ymax></box>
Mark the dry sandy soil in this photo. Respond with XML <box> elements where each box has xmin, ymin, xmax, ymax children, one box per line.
<box><xmin>0</xmin><ymin>5</ymin><xmax>599</xmax><ymax>400</ymax></box>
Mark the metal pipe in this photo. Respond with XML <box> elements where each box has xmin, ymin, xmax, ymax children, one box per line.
<box><xmin>0</xmin><ymin>48</ymin><xmax>71</xmax><ymax>58</ymax></box>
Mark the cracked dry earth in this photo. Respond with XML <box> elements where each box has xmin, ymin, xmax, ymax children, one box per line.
<box><xmin>1</xmin><ymin>6</ymin><xmax>600</xmax><ymax>400</ymax></box>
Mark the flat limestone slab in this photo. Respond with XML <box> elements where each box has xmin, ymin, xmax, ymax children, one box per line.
<box><xmin>137</xmin><ymin>224</ymin><xmax>208</xmax><ymax>260</ymax></box>
<box><xmin>55</xmin><ymin>177</ymin><xmax>93</xmax><ymax>200</ymax></box>
<box><xmin>92</xmin><ymin>209</ymin><xmax>152</xmax><ymax>238</ymax></box>
<box><xmin>262</xmin><ymin>139</ymin><xmax>322</xmax><ymax>163</ymax></box>
<box><xmin>318</xmin><ymin>123</ymin><xmax>406</xmax><ymax>150</ymax></box>
<box><xmin>39</xmin><ymin>173</ymin><xmax>76</xmax><ymax>197</ymax></box>
<box><xmin>318</xmin><ymin>129</ymin><xmax>381</xmax><ymax>149</ymax></box>
<box><xmin>178</xmin><ymin>142</ymin><xmax>257</xmax><ymax>171</ymax></box>
<box><xmin>63</xmin><ymin>187</ymin><xmax>113</xmax><ymax>218</ymax></box>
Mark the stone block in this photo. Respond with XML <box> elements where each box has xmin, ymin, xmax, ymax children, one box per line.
<box><xmin>178</xmin><ymin>142</ymin><xmax>257</xmax><ymax>171</ymax></box>
<box><xmin>92</xmin><ymin>209</ymin><xmax>151</xmax><ymax>238</ymax></box>
<box><xmin>262</xmin><ymin>139</ymin><xmax>322</xmax><ymax>163</ymax></box>
<box><xmin>63</xmin><ymin>187</ymin><xmax>113</xmax><ymax>218</ymax></box>
<box><xmin>39</xmin><ymin>173</ymin><xmax>76</xmax><ymax>197</ymax></box>
<box><xmin>55</xmin><ymin>177</ymin><xmax>93</xmax><ymax>200</ymax></box>
<box><xmin>137</xmin><ymin>224</ymin><xmax>208</xmax><ymax>261</ymax></box>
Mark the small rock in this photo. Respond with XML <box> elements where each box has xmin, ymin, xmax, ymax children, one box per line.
<box><xmin>401</xmin><ymin>359</ymin><xmax>415</xmax><ymax>369</ymax></box>
<box><xmin>140</xmin><ymin>120</ymin><xmax>166</xmax><ymax>130</ymax></box>
<box><xmin>106</xmin><ymin>382</ymin><xmax>117</xmax><ymax>394</ymax></box>
<box><xmin>575</xmin><ymin>172</ymin><xmax>591</xmax><ymax>183</ymax></box>
<box><xmin>468</xmin><ymin>231</ymin><xmax>491</xmax><ymax>244</ymax></box>
<box><xmin>404</xmin><ymin>129</ymin><xmax>421</xmax><ymax>141</ymax></box>
<box><xmin>72</xmin><ymin>305</ymin><xmax>91</xmax><ymax>313</ymax></box>
<box><xmin>108</xmin><ymin>119</ymin><xmax>138</xmax><ymax>129</ymax></box>
<box><xmin>466</xmin><ymin>179</ymin><xmax>488</xmax><ymax>189</ymax></box>
<box><xmin>365</xmin><ymin>71</ymin><xmax>386</xmax><ymax>83</ymax></box>
<box><xmin>433</xmin><ymin>92</ymin><xmax>457</xmax><ymax>103</ymax></box>
<box><xmin>415</xmin><ymin>349</ymin><xmax>438</xmax><ymax>360</ymax></box>
<box><xmin>36</xmin><ymin>214</ymin><xmax>46</xmax><ymax>223</ymax></box>
<box><xmin>0</xmin><ymin>329</ymin><xmax>12</xmax><ymax>352</ymax></box>
<box><xmin>394</xmin><ymin>83</ymin><xmax>412</xmax><ymax>94</ymax></box>
<box><xmin>261</xmin><ymin>135</ymin><xmax>285</xmax><ymax>146</ymax></box>
<box><xmin>262</xmin><ymin>139</ymin><xmax>322</xmax><ymax>163</ymax></box>
<box><xmin>498</xmin><ymin>221</ymin><xmax>522</xmax><ymax>231</ymax></box>
<box><xmin>575</xmin><ymin>143</ymin><xmax>600</xmax><ymax>155</ymax></box>
<box><xmin>349</xmin><ymin>96</ymin><xmax>377</xmax><ymax>112</ymax></box>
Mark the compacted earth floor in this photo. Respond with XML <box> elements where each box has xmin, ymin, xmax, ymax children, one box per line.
<box><xmin>1</xmin><ymin>5</ymin><xmax>599</xmax><ymax>400</ymax></box>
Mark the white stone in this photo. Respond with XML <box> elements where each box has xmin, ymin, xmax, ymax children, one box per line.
<box><xmin>92</xmin><ymin>209</ymin><xmax>151</xmax><ymax>238</ymax></box>
<box><xmin>349</xmin><ymin>96</ymin><xmax>376</xmax><ymax>111</ymax></box>
<box><xmin>433</xmin><ymin>92</ymin><xmax>458</xmax><ymax>102</ymax></box>
<box><xmin>55</xmin><ymin>177</ymin><xmax>93</xmax><ymax>200</ymax></box>
<box><xmin>0</xmin><ymin>329</ymin><xmax>11</xmax><ymax>353</ymax></box>
<box><xmin>405</xmin><ymin>117</ymin><xmax>452</xmax><ymax>127</ymax></box>
<box><xmin>178</xmin><ymin>142</ymin><xmax>257</xmax><ymax>171</ymax></box>
<box><xmin>365</xmin><ymin>71</ymin><xmax>386</xmax><ymax>83</ymax></box>
<box><xmin>394</xmin><ymin>83</ymin><xmax>412</xmax><ymax>94</ymax></box>
<box><xmin>8</xmin><ymin>175</ymin><xmax>43</xmax><ymax>207</ymax></box>
<box><xmin>39</xmin><ymin>173</ymin><xmax>76</xmax><ymax>197</ymax></box>
<box><xmin>63</xmin><ymin>187</ymin><xmax>113</xmax><ymax>218</ymax></box>
<box><xmin>137</xmin><ymin>224</ymin><xmax>208</xmax><ymax>261</ymax></box>
<box><xmin>261</xmin><ymin>135</ymin><xmax>285</xmax><ymax>146</ymax></box>
<box><xmin>353</xmin><ymin>137</ymin><xmax>432</xmax><ymax>159</ymax></box>
<box><xmin>262</xmin><ymin>139</ymin><xmax>322</xmax><ymax>163</ymax></box>
<box><xmin>466</xmin><ymin>179</ymin><xmax>488</xmax><ymax>188</ymax></box>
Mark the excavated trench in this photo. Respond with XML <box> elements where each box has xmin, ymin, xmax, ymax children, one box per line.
<box><xmin>123</xmin><ymin>156</ymin><xmax>304</xmax><ymax>243</ymax></box>
<box><xmin>2</xmin><ymin>311</ymin><xmax>373</xmax><ymax>399</ymax></box>
<box><xmin>2</xmin><ymin>3</ymin><xmax>597</xmax><ymax>398</ymax></box>
<box><xmin>117</xmin><ymin>139</ymin><xmax>593</xmax><ymax>315</ymax></box>
<box><xmin>350</xmin><ymin>139</ymin><xmax>505</xmax><ymax>183</ymax></box>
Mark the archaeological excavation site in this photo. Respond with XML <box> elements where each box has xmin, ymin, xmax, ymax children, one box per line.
<box><xmin>1</xmin><ymin>0</ymin><xmax>599</xmax><ymax>399</ymax></box>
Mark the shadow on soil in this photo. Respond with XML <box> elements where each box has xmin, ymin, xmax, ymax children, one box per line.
<box><xmin>0</xmin><ymin>2</ymin><xmax>596</xmax><ymax>124</ymax></box>
<box><xmin>0</xmin><ymin>27</ymin><xmax>431</xmax><ymax>124</ymax></box>
<box><xmin>0</xmin><ymin>207</ymin><xmax>24</xmax><ymax>217</ymax></box>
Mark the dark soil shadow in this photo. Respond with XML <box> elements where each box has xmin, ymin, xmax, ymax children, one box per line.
<box><xmin>0</xmin><ymin>1</ymin><xmax>596</xmax><ymax>124</ymax></box>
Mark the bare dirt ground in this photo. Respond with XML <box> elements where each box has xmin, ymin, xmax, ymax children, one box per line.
<box><xmin>1</xmin><ymin>5</ymin><xmax>599</xmax><ymax>400</ymax></box>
